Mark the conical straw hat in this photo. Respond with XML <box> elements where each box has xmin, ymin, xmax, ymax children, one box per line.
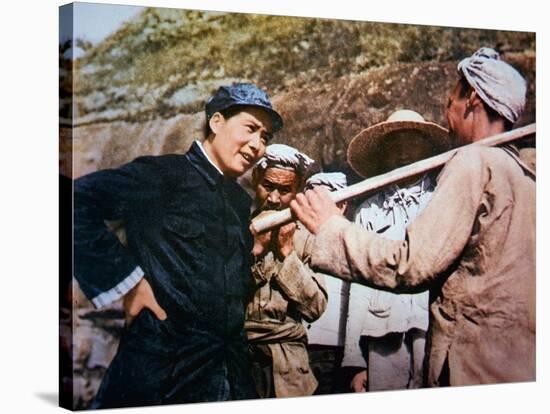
<box><xmin>347</xmin><ymin>110</ymin><xmax>450</xmax><ymax>178</ymax></box>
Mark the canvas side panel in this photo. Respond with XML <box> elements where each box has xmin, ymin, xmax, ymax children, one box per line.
<box><xmin>59</xmin><ymin>2</ymin><xmax>75</xmax><ymax>411</ymax></box>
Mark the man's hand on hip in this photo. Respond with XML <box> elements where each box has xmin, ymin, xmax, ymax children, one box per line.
<box><xmin>123</xmin><ymin>277</ymin><xmax>167</xmax><ymax>325</ymax></box>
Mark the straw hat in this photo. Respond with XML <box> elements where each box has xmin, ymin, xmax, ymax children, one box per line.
<box><xmin>347</xmin><ymin>110</ymin><xmax>450</xmax><ymax>178</ymax></box>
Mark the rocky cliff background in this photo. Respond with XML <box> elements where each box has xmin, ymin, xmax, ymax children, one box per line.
<box><xmin>59</xmin><ymin>7</ymin><xmax>536</xmax><ymax>409</ymax></box>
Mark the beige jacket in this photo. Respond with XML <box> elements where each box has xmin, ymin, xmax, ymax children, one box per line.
<box><xmin>306</xmin><ymin>146</ymin><xmax>535</xmax><ymax>386</ymax></box>
<box><xmin>245</xmin><ymin>227</ymin><xmax>328</xmax><ymax>397</ymax></box>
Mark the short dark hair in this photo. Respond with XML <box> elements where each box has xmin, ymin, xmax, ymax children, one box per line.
<box><xmin>204</xmin><ymin>105</ymin><xmax>246</xmax><ymax>139</ymax></box>
<box><xmin>457</xmin><ymin>75</ymin><xmax>472</xmax><ymax>99</ymax></box>
<box><xmin>458</xmin><ymin>75</ymin><xmax>513</xmax><ymax>131</ymax></box>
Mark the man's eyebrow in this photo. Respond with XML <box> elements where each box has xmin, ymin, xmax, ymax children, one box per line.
<box><xmin>245</xmin><ymin>117</ymin><xmax>273</xmax><ymax>138</ymax></box>
<box><xmin>247</xmin><ymin>119</ymin><xmax>261</xmax><ymax>127</ymax></box>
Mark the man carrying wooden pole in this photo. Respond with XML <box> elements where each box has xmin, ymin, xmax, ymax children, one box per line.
<box><xmin>289</xmin><ymin>47</ymin><xmax>536</xmax><ymax>387</ymax></box>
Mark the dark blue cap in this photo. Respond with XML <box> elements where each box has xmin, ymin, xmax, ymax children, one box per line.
<box><xmin>205</xmin><ymin>83</ymin><xmax>283</xmax><ymax>133</ymax></box>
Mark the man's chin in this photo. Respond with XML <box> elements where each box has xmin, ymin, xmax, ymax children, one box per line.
<box><xmin>226</xmin><ymin>163</ymin><xmax>248</xmax><ymax>177</ymax></box>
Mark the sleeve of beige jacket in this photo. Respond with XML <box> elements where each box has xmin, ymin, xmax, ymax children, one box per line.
<box><xmin>307</xmin><ymin>148</ymin><xmax>489</xmax><ymax>292</ymax></box>
<box><xmin>273</xmin><ymin>231</ymin><xmax>328</xmax><ymax>323</ymax></box>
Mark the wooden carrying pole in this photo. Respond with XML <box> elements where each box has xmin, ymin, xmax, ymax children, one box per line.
<box><xmin>251</xmin><ymin>123</ymin><xmax>536</xmax><ymax>235</ymax></box>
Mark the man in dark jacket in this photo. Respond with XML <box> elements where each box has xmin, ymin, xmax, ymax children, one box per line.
<box><xmin>74</xmin><ymin>83</ymin><xmax>283</xmax><ymax>408</ymax></box>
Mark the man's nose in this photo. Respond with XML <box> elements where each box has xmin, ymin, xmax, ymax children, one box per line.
<box><xmin>267</xmin><ymin>190</ymin><xmax>280</xmax><ymax>204</ymax></box>
<box><xmin>248</xmin><ymin>133</ymin><xmax>262</xmax><ymax>152</ymax></box>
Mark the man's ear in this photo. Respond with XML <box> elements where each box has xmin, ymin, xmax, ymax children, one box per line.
<box><xmin>463</xmin><ymin>89</ymin><xmax>483</xmax><ymax>119</ymax></box>
<box><xmin>467</xmin><ymin>89</ymin><xmax>484</xmax><ymax>109</ymax></box>
<box><xmin>209</xmin><ymin>112</ymin><xmax>224</xmax><ymax>135</ymax></box>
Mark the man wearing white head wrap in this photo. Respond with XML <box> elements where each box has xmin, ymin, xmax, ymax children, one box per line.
<box><xmin>292</xmin><ymin>49</ymin><xmax>535</xmax><ymax>387</ymax></box>
<box><xmin>256</xmin><ymin>143</ymin><xmax>315</xmax><ymax>179</ymax></box>
<box><xmin>305</xmin><ymin>172</ymin><xmax>348</xmax><ymax>192</ymax></box>
<box><xmin>245</xmin><ymin>144</ymin><xmax>327</xmax><ymax>398</ymax></box>
<box><xmin>448</xmin><ymin>47</ymin><xmax>528</xmax><ymax>145</ymax></box>
<box><xmin>458</xmin><ymin>47</ymin><xmax>526</xmax><ymax>126</ymax></box>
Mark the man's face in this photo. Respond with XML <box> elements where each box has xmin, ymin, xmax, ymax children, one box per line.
<box><xmin>208</xmin><ymin>107</ymin><xmax>273</xmax><ymax>177</ymax></box>
<box><xmin>446</xmin><ymin>79</ymin><xmax>474</xmax><ymax>146</ymax></box>
<box><xmin>255</xmin><ymin>167</ymin><xmax>300</xmax><ymax>211</ymax></box>
<box><xmin>383</xmin><ymin>130</ymin><xmax>434</xmax><ymax>171</ymax></box>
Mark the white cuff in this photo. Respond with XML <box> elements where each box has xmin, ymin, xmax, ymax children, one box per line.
<box><xmin>91</xmin><ymin>266</ymin><xmax>144</xmax><ymax>308</ymax></box>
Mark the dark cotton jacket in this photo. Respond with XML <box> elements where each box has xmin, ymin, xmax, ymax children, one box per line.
<box><xmin>74</xmin><ymin>142</ymin><xmax>257</xmax><ymax>407</ymax></box>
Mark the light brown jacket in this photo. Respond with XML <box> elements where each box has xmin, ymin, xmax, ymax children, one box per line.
<box><xmin>246</xmin><ymin>227</ymin><xmax>328</xmax><ymax>397</ymax></box>
<box><xmin>306</xmin><ymin>146</ymin><xmax>535</xmax><ymax>386</ymax></box>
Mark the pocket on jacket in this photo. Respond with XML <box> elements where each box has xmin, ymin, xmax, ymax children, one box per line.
<box><xmin>124</xmin><ymin>309</ymin><xmax>172</xmax><ymax>354</ymax></box>
<box><xmin>283</xmin><ymin>342</ymin><xmax>310</xmax><ymax>374</ymax></box>
<box><xmin>162</xmin><ymin>215</ymin><xmax>206</xmax><ymax>265</ymax></box>
<box><xmin>367</xmin><ymin>290</ymin><xmax>394</xmax><ymax>318</ymax></box>
<box><xmin>164</xmin><ymin>214</ymin><xmax>205</xmax><ymax>239</ymax></box>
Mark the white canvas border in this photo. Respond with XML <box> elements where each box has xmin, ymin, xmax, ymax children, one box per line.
<box><xmin>1</xmin><ymin>0</ymin><xmax>546</xmax><ymax>413</ymax></box>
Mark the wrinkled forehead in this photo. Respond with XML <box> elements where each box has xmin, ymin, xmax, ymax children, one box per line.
<box><xmin>262</xmin><ymin>167</ymin><xmax>299</xmax><ymax>187</ymax></box>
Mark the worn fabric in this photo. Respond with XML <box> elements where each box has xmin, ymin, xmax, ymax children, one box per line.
<box><xmin>305</xmin><ymin>172</ymin><xmax>348</xmax><ymax>192</ymax></box>
<box><xmin>519</xmin><ymin>147</ymin><xmax>536</xmax><ymax>172</ymax></box>
<box><xmin>256</xmin><ymin>144</ymin><xmax>315</xmax><ymax>176</ymax></box>
<box><xmin>458</xmin><ymin>47</ymin><xmax>526</xmax><ymax>124</ymax></box>
<box><xmin>304</xmin><ymin>274</ymin><xmax>348</xmax><ymax>394</ymax></box>
<box><xmin>245</xmin><ymin>227</ymin><xmax>327</xmax><ymax>397</ymax></box>
<box><xmin>366</xmin><ymin>330</ymin><xmax>426</xmax><ymax>391</ymax></box>
<box><xmin>307</xmin><ymin>146</ymin><xmax>536</xmax><ymax>386</ymax></box>
<box><xmin>341</xmin><ymin>175</ymin><xmax>433</xmax><ymax>390</ymax></box>
<box><xmin>74</xmin><ymin>141</ymin><xmax>257</xmax><ymax>407</ymax></box>
<box><xmin>305</xmin><ymin>274</ymin><xmax>349</xmax><ymax>347</ymax></box>
<box><xmin>349</xmin><ymin>175</ymin><xmax>433</xmax><ymax>340</ymax></box>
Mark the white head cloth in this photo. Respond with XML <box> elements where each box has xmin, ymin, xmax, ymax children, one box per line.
<box><xmin>256</xmin><ymin>144</ymin><xmax>315</xmax><ymax>176</ymax></box>
<box><xmin>458</xmin><ymin>47</ymin><xmax>527</xmax><ymax>124</ymax></box>
<box><xmin>305</xmin><ymin>172</ymin><xmax>348</xmax><ymax>192</ymax></box>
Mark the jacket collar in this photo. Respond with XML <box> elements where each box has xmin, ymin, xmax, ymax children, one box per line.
<box><xmin>195</xmin><ymin>140</ymin><xmax>224</xmax><ymax>175</ymax></box>
<box><xmin>186</xmin><ymin>141</ymin><xmax>225</xmax><ymax>187</ymax></box>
